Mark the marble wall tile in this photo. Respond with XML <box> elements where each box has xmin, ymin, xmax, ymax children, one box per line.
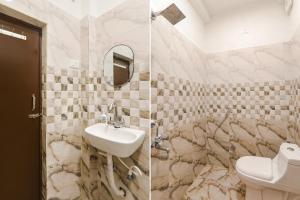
<box><xmin>45</xmin><ymin>67</ymin><xmax>83</xmax><ymax>200</ymax></box>
<box><xmin>151</xmin><ymin>17</ymin><xmax>207</xmax><ymax>83</ymax></box>
<box><xmin>80</xmin><ymin>0</ymin><xmax>150</xmax><ymax>199</ymax></box>
<box><xmin>46</xmin><ymin>3</ymin><xmax>80</xmax><ymax>68</ymax></box>
<box><xmin>206</xmin><ymin>116</ymin><xmax>231</xmax><ymax>168</ymax></box>
<box><xmin>168</xmin><ymin>123</ymin><xmax>209</xmax><ymax>200</ymax></box>
<box><xmin>205</xmin><ymin>25</ymin><xmax>300</xmax><ymax>86</ymax></box>
<box><xmin>206</xmin><ymin>42</ymin><xmax>300</xmax><ymax>85</ymax></box>
<box><xmin>0</xmin><ymin>0</ymin><xmax>81</xmax><ymax>68</ymax></box>
<box><xmin>151</xmin><ymin>16</ymin><xmax>208</xmax><ymax>200</ymax></box>
<box><xmin>184</xmin><ymin>165</ymin><xmax>245</xmax><ymax>200</ymax></box>
<box><xmin>152</xmin><ymin>12</ymin><xmax>300</xmax><ymax>200</ymax></box>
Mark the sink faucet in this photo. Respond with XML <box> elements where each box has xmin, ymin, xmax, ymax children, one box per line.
<box><xmin>108</xmin><ymin>102</ymin><xmax>125</xmax><ymax>128</ymax></box>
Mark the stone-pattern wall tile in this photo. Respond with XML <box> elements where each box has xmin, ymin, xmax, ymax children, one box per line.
<box><xmin>45</xmin><ymin>66</ymin><xmax>83</xmax><ymax>200</ymax></box>
<box><xmin>151</xmin><ymin>17</ymin><xmax>207</xmax><ymax>83</ymax></box>
<box><xmin>151</xmin><ymin>16</ymin><xmax>208</xmax><ymax>200</ymax></box>
<box><xmin>169</xmin><ymin>125</ymin><xmax>195</xmax><ymax>199</ymax></box>
<box><xmin>184</xmin><ymin>165</ymin><xmax>245</xmax><ymax>200</ymax></box>
<box><xmin>192</xmin><ymin>119</ymin><xmax>208</xmax><ymax>176</ymax></box>
<box><xmin>80</xmin><ymin>0</ymin><xmax>150</xmax><ymax>199</ymax></box>
<box><xmin>206</xmin><ymin>116</ymin><xmax>231</xmax><ymax>168</ymax></box>
<box><xmin>205</xmin><ymin>42</ymin><xmax>300</xmax><ymax>85</ymax></box>
<box><xmin>152</xmin><ymin>10</ymin><xmax>300</xmax><ymax>200</ymax></box>
<box><xmin>151</xmin><ymin>72</ymin><xmax>299</xmax><ymax>200</ymax></box>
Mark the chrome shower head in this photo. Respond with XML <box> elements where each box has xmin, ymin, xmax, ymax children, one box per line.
<box><xmin>152</xmin><ymin>3</ymin><xmax>186</xmax><ymax>25</ymax></box>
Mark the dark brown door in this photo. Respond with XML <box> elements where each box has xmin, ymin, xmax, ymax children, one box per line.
<box><xmin>113</xmin><ymin>65</ymin><xmax>130</xmax><ymax>85</ymax></box>
<box><xmin>0</xmin><ymin>14</ymin><xmax>41</xmax><ymax>200</ymax></box>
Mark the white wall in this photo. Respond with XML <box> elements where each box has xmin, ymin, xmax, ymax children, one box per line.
<box><xmin>151</xmin><ymin>0</ymin><xmax>300</xmax><ymax>53</ymax></box>
<box><xmin>151</xmin><ymin>0</ymin><xmax>206</xmax><ymax>50</ymax></box>
<box><xmin>204</xmin><ymin>1</ymin><xmax>291</xmax><ymax>53</ymax></box>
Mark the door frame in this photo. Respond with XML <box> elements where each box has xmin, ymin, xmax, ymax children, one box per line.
<box><xmin>0</xmin><ymin>12</ymin><xmax>43</xmax><ymax>199</ymax></box>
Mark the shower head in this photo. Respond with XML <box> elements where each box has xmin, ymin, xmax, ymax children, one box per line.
<box><xmin>152</xmin><ymin>3</ymin><xmax>186</xmax><ymax>25</ymax></box>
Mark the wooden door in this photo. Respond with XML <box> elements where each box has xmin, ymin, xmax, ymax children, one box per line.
<box><xmin>0</xmin><ymin>13</ymin><xmax>41</xmax><ymax>200</ymax></box>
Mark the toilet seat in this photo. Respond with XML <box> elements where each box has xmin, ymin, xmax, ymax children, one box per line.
<box><xmin>236</xmin><ymin>156</ymin><xmax>273</xmax><ymax>181</ymax></box>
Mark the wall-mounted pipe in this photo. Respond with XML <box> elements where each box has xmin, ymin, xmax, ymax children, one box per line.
<box><xmin>97</xmin><ymin>150</ymin><xmax>142</xmax><ymax>177</ymax></box>
<box><xmin>107</xmin><ymin>153</ymin><xmax>126</xmax><ymax>197</ymax></box>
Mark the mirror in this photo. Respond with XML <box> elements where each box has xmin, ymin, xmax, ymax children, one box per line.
<box><xmin>103</xmin><ymin>44</ymin><xmax>134</xmax><ymax>87</ymax></box>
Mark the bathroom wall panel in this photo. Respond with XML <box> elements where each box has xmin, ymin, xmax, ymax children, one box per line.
<box><xmin>184</xmin><ymin>165</ymin><xmax>245</xmax><ymax>200</ymax></box>
<box><xmin>80</xmin><ymin>0</ymin><xmax>150</xmax><ymax>199</ymax></box>
<box><xmin>152</xmin><ymin>8</ymin><xmax>300</xmax><ymax>200</ymax></box>
<box><xmin>45</xmin><ymin>66</ymin><xmax>83</xmax><ymax>200</ymax></box>
<box><xmin>150</xmin><ymin>71</ymin><xmax>207</xmax><ymax>199</ymax></box>
<box><xmin>203</xmin><ymin>23</ymin><xmax>300</xmax><ymax>168</ymax></box>
<box><xmin>151</xmin><ymin>17</ymin><xmax>208</xmax><ymax>199</ymax></box>
<box><xmin>205</xmin><ymin>43</ymin><xmax>300</xmax><ymax>85</ymax></box>
<box><xmin>151</xmin><ymin>72</ymin><xmax>206</xmax><ymax>136</ymax></box>
<box><xmin>44</xmin><ymin>5</ymin><xmax>82</xmax><ymax>199</ymax></box>
<box><xmin>168</xmin><ymin>123</ymin><xmax>208</xmax><ymax>200</ymax></box>
<box><xmin>151</xmin><ymin>17</ymin><xmax>207</xmax><ymax>83</ymax></box>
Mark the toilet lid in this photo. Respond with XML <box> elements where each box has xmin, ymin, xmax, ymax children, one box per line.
<box><xmin>236</xmin><ymin>156</ymin><xmax>273</xmax><ymax>180</ymax></box>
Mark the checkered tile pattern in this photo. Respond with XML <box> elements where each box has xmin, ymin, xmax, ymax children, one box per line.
<box><xmin>207</xmin><ymin>80</ymin><xmax>293</xmax><ymax>120</ymax></box>
<box><xmin>292</xmin><ymin>78</ymin><xmax>300</xmax><ymax>133</ymax></box>
<box><xmin>44</xmin><ymin>65</ymin><xmax>150</xmax><ymax>133</ymax></box>
<box><xmin>152</xmin><ymin>72</ymin><xmax>295</xmax><ymax>135</ymax></box>
<box><xmin>44</xmin><ymin>66</ymin><xmax>82</xmax><ymax>132</ymax></box>
<box><xmin>82</xmin><ymin>69</ymin><xmax>150</xmax><ymax>131</ymax></box>
<box><xmin>151</xmin><ymin>72</ymin><xmax>206</xmax><ymax>135</ymax></box>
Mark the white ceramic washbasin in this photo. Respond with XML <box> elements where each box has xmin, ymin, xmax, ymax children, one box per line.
<box><xmin>84</xmin><ymin>123</ymin><xmax>145</xmax><ymax>158</ymax></box>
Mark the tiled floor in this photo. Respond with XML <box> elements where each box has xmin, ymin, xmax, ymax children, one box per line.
<box><xmin>184</xmin><ymin>165</ymin><xmax>245</xmax><ymax>200</ymax></box>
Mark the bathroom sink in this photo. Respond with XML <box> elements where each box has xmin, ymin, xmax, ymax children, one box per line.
<box><xmin>84</xmin><ymin>123</ymin><xmax>145</xmax><ymax>157</ymax></box>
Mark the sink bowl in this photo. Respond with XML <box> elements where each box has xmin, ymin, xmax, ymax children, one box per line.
<box><xmin>84</xmin><ymin>123</ymin><xmax>146</xmax><ymax>157</ymax></box>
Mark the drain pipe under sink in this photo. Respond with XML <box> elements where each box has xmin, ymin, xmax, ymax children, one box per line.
<box><xmin>107</xmin><ymin>153</ymin><xmax>126</xmax><ymax>197</ymax></box>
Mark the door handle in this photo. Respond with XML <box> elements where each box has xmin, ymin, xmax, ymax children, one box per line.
<box><xmin>28</xmin><ymin>113</ymin><xmax>41</xmax><ymax>119</ymax></box>
<box><xmin>32</xmin><ymin>94</ymin><xmax>36</xmax><ymax>111</ymax></box>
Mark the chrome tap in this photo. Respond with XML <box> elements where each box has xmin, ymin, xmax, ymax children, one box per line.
<box><xmin>151</xmin><ymin>121</ymin><xmax>169</xmax><ymax>153</ymax></box>
<box><xmin>152</xmin><ymin>136</ymin><xmax>169</xmax><ymax>153</ymax></box>
<box><xmin>108</xmin><ymin>102</ymin><xmax>125</xmax><ymax>128</ymax></box>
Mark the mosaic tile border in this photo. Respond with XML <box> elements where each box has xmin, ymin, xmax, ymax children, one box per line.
<box><xmin>151</xmin><ymin>73</ymin><xmax>295</xmax><ymax>133</ymax></box>
<box><xmin>207</xmin><ymin>80</ymin><xmax>293</xmax><ymax>121</ymax></box>
<box><xmin>151</xmin><ymin>73</ymin><xmax>206</xmax><ymax>135</ymax></box>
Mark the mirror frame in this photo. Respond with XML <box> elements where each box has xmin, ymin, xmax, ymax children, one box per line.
<box><xmin>103</xmin><ymin>44</ymin><xmax>135</xmax><ymax>87</ymax></box>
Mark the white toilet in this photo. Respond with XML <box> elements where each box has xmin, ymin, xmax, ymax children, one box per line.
<box><xmin>236</xmin><ymin>143</ymin><xmax>300</xmax><ymax>199</ymax></box>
